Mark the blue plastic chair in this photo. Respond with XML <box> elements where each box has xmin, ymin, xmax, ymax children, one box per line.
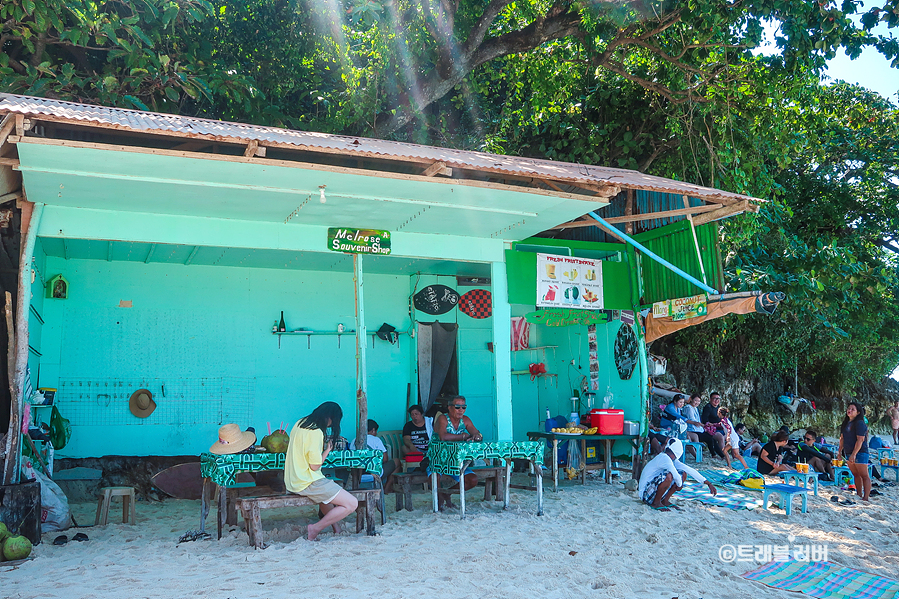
<box><xmin>683</xmin><ymin>441</ymin><xmax>703</xmax><ymax>463</ymax></box>
<box><xmin>781</xmin><ymin>470</ymin><xmax>820</xmax><ymax>496</ymax></box>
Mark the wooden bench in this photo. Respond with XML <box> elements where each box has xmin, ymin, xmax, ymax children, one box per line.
<box><xmin>393</xmin><ymin>466</ymin><xmax>505</xmax><ymax>511</ymax></box>
<box><xmin>235</xmin><ymin>488</ymin><xmax>382</xmax><ymax>548</ymax></box>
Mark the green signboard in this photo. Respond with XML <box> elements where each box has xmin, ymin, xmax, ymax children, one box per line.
<box><xmin>328</xmin><ymin>228</ymin><xmax>392</xmax><ymax>255</ymax></box>
<box><xmin>524</xmin><ymin>308</ymin><xmax>612</xmax><ymax>327</ymax></box>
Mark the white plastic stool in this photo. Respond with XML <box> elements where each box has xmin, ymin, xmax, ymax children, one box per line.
<box><xmin>95</xmin><ymin>486</ymin><xmax>136</xmax><ymax>525</ymax></box>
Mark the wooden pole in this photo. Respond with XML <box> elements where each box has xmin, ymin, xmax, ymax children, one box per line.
<box><xmin>3</xmin><ymin>201</ymin><xmax>41</xmax><ymax>485</ymax></box>
<box><xmin>3</xmin><ymin>292</ymin><xmax>15</xmax><ymax>481</ymax></box>
<box><xmin>353</xmin><ymin>254</ymin><xmax>368</xmax><ymax>450</ymax></box>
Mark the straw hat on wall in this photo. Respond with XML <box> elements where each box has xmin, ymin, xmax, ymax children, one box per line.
<box><xmin>209</xmin><ymin>424</ymin><xmax>257</xmax><ymax>455</ymax></box>
<box><xmin>129</xmin><ymin>389</ymin><xmax>156</xmax><ymax>418</ymax></box>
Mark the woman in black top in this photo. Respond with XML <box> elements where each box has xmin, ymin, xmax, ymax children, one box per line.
<box><xmin>757</xmin><ymin>430</ymin><xmax>794</xmax><ymax>476</ymax></box>
<box><xmin>839</xmin><ymin>402</ymin><xmax>871</xmax><ymax>501</ymax></box>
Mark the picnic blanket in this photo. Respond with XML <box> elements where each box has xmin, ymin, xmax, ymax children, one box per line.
<box><xmin>743</xmin><ymin>560</ymin><xmax>899</xmax><ymax>599</ymax></box>
<box><xmin>700</xmin><ymin>467</ymin><xmax>766</xmax><ymax>492</ymax></box>
<box><xmin>675</xmin><ymin>481</ymin><xmax>763</xmax><ymax>510</ymax></box>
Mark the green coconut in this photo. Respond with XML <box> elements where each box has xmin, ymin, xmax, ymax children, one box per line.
<box><xmin>2</xmin><ymin>535</ymin><xmax>32</xmax><ymax>561</ymax></box>
<box><xmin>261</xmin><ymin>430</ymin><xmax>290</xmax><ymax>453</ymax></box>
<box><xmin>0</xmin><ymin>523</ymin><xmax>9</xmax><ymax>542</ymax></box>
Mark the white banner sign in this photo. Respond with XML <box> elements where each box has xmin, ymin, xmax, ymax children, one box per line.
<box><xmin>536</xmin><ymin>253</ymin><xmax>603</xmax><ymax>310</ymax></box>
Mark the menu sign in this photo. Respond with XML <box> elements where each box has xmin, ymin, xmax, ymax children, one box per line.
<box><xmin>536</xmin><ymin>253</ymin><xmax>603</xmax><ymax>310</ymax></box>
<box><xmin>328</xmin><ymin>228</ymin><xmax>391</xmax><ymax>255</ymax></box>
<box><xmin>652</xmin><ymin>294</ymin><xmax>708</xmax><ymax>321</ymax></box>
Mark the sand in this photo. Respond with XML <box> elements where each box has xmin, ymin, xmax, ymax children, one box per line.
<box><xmin>3</xmin><ymin>470</ymin><xmax>898</xmax><ymax>599</ymax></box>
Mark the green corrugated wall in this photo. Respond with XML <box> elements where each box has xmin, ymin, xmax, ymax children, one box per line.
<box><xmin>632</xmin><ymin>220</ymin><xmax>723</xmax><ymax>305</ymax></box>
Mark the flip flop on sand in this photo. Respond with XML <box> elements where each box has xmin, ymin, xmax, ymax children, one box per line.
<box><xmin>52</xmin><ymin>535</ymin><xmax>68</xmax><ymax>546</ymax></box>
<box><xmin>666</xmin><ymin>504</ymin><xmax>683</xmax><ymax>511</ymax></box>
<box><xmin>650</xmin><ymin>505</ymin><xmax>671</xmax><ymax>512</ymax></box>
<box><xmin>72</xmin><ymin>532</ymin><xmax>89</xmax><ymax>542</ymax></box>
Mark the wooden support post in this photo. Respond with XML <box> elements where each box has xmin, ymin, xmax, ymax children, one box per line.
<box><xmin>353</xmin><ymin>254</ymin><xmax>368</xmax><ymax>450</ymax></box>
<box><xmin>3</xmin><ymin>202</ymin><xmax>41</xmax><ymax>484</ymax></box>
<box><xmin>625</xmin><ymin>188</ymin><xmax>635</xmax><ymax>235</ymax></box>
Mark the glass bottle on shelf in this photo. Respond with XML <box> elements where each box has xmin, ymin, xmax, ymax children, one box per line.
<box><xmin>279</xmin><ymin>311</ymin><xmax>286</xmax><ymax>332</ymax></box>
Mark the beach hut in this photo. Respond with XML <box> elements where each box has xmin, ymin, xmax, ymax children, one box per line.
<box><xmin>0</xmin><ymin>95</ymin><xmax>760</xmax><ymax>489</ymax></box>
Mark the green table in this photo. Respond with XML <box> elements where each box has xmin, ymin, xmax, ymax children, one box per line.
<box><xmin>199</xmin><ymin>450</ymin><xmax>384</xmax><ymax>538</ymax></box>
<box><xmin>526</xmin><ymin>432</ymin><xmax>641</xmax><ymax>491</ymax></box>
<box><xmin>426</xmin><ymin>439</ymin><xmax>544</xmax><ymax>519</ymax></box>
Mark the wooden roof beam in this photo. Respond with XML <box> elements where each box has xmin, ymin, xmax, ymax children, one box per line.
<box><xmin>421</xmin><ymin>161</ymin><xmax>452</xmax><ymax>177</ymax></box>
<box><xmin>691</xmin><ymin>200</ymin><xmax>751</xmax><ymax>226</ymax></box>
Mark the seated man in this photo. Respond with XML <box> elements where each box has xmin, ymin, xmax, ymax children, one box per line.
<box><xmin>432</xmin><ymin>395</ymin><xmax>482</xmax><ymax>509</ymax></box>
<box><xmin>402</xmin><ymin>404</ymin><xmax>433</xmax><ymax>471</ymax></box>
<box><xmin>798</xmin><ymin>429</ymin><xmax>834</xmax><ymax>481</ymax></box>
<box><xmin>365</xmin><ymin>419</ymin><xmax>401</xmax><ymax>494</ymax></box>
<box><xmin>637</xmin><ymin>438</ymin><xmax>717</xmax><ymax>511</ymax></box>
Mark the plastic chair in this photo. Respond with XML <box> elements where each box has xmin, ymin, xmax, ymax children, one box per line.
<box><xmin>781</xmin><ymin>471</ymin><xmax>820</xmax><ymax>496</ymax></box>
<box><xmin>95</xmin><ymin>486</ymin><xmax>136</xmax><ymax>525</ymax></box>
<box><xmin>683</xmin><ymin>441</ymin><xmax>703</xmax><ymax>463</ymax></box>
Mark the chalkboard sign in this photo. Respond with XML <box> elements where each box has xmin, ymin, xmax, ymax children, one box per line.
<box><xmin>459</xmin><ymin>289</ymin><xmax>492</xmax><ymax>319</ymax></box>
<box><xmin>413</xmin><ymin>285</ymin><xmax>460</xmax><ymax>315</ymax></box>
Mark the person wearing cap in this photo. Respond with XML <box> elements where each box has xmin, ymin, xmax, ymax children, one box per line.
<box><xmin>284</xmin><ymin>401</ymin><xmax>358</xmax><ymax>540</ymax></box>
<box><xmin>637</xmin><ymin>438</ymin><xmax>717</xmax><ymax>511</ymax></box>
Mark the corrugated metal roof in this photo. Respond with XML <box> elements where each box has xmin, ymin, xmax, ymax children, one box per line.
<box><xmin>542</xmin><ymin>189</ymin><xmax>707</xmax><ymax>243</ymax></box>
<box><xmin>0</xmin><ymin>93</ymin><xmax>761</xmax><ymax>204</ymax></box>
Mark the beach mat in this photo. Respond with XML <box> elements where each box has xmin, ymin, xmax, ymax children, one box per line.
<box><xmin>675</xmin><ymin>481</ymin><xmax>763</xmax><ymax>510</ymax></box>
<box><xmin>742</xmin><ymin>560</ymin><xmax>899</xmax><ymax>599</ymax></box>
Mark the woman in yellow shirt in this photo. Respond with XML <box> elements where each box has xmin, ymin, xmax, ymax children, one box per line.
<box><xmin>284</xmin><ymin>401</ymin><xmax>358</xmax><ymax>540</ymax></box>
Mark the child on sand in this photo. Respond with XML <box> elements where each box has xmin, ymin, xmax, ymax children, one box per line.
<box><xmin>888</xmin><ymin>401</ymin><xmax>899</xmax><ymax>445</ymax></box>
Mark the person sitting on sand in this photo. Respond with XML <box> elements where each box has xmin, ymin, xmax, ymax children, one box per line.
<box><xmin>798</xmin><ymin>429</ymin><xmax>834</xmax><ymax>481</ymax></box>
<box><xmin>637</xmin><ymin>438</ymin><xmax>717</xmax><ymax>511</ymax></box>
<box><xmin>284</xmin><ymin>401</ymin><xmax>358</xmax><ymax>540</ymax></box>
<box><xmin>432</xmin><ymin>395</ymin><xmax>483</xmax><ymax>509</ymax></box>
<box><xmin>734</xmin><ymin>423</ymin><xmax>762</xmax><ymax>457</ymax></box>
<box><xmin>366</xmin><ymin>419</ymin><xmax>401</xmax><ymax>494</ymax></box>
<box><xmin>756</xmin><ymin>430</ymin><xmax>795</xmax><ymax>476</ymax></box>
<box><xmin>718</xmin><ymin>408</ymin><xmax>749</xmax><ymax>470</ymax></box>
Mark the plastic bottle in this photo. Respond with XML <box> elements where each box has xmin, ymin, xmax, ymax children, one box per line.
<box><xmin>545</xmin><ymin>407</ymin><xmax>551</xmax><ymax>421</ymax></box>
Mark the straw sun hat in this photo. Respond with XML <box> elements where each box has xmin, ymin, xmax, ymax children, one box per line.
<box><xmin>209</xmin><ymin>424</ymin><xmax>257</xmax><ymax>455</ymax></box>
<box><xmin>129</xmin><ymin>389</ymin><xmax>156</xmax><ymax>418</ymax></box>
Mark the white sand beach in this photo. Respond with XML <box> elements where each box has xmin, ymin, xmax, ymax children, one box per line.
<box><xmin>3</xmin><ymin>471</ymin><xmax>898</xmax><ymax>599</ymax></box>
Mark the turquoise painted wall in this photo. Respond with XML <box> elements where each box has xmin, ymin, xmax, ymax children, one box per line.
<box><xmin>35</xmin><ymin>252</ymin><xmax>502</xmax><ymax>457</ymax></box>
<box><xmin>37</xmin><ymin>252</ymin><xmax>422</xmax><ymax>457</ymax></box>
<box><xmin>410</xmin><ymin>275</ymin><xmax>497</xmax><ymax>438</ymax></box>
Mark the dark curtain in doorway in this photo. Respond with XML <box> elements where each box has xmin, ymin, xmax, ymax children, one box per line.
<box><xmin>417</xmin><ymin>322</ymin><xmax>458</xmax><ymax>414</ymax></box>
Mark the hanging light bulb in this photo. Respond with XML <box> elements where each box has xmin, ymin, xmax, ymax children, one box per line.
<box><xmin>319</xmin><ymin>185</ymin><xmax>327</xmax><ymax>203</ymax></box>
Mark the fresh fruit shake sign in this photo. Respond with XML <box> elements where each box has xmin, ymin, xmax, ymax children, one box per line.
<box><xmin>328</xmin><ymin>228</ymin><xmax>392</xmax><ymax>255</ymax></box>
<box><xmin>536</xmin><ymin>253</ymin><xmax>603</xmax><ymax>309</ymax></box>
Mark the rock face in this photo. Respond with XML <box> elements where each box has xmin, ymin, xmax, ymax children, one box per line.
<box><xmin>660</xmin><ymin>353</ymin><xmax>899</xmax><ymax>439</ymax></box>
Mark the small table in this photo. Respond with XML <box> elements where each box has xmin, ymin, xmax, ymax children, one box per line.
<box><xmin>199</xmin><ymin>450</ymin><xmax>384</xmax><ymax>538</ymax></box>
<box><xmin>426</xmin><ymin>439</ymin><xmax>544</xmax><ymax>520</ymax></box>
<box><xmin>526</xmin><ymin>432</ymin><xmax>641</xmax><ymax>492</ymax></box>
<box><xmin>833</xmin><ymin>463</ymin><xmax>874</xmax><ymax>486</ymax></box>
<box><xmin>879</xmin><ymin>464</ymin><xmax>899</xmax><ymax>482</ymax></box>
<box><xmin>781</xmin><ymin>470</ymin><xmax>820</xmax><ymax>496</ymax></box>
<box><xmin>762</xmin><ymin>484</ymin><xmax>808</xmax><ymax>516</ymax></box>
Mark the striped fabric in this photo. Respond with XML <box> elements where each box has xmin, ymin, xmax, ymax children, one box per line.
<box><xmin>743</xmin><ymin>560</ymin><xmax>899</xmax><ymax>599</ymax></box>
<box><xmin>675</xmin><ymin>481</ymin><xmax>763</xmax><ymax>510</ymax></box>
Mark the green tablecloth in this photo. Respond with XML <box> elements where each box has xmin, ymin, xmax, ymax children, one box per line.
<box><xmin>200</xmin><ymin>449</ymin><xmax>383</xmax><ymax>487</ymax></box>
<box><xmin>426</xmin><ymin>440</ymin><xmax>544</xmax><ymax>476</ymax></box>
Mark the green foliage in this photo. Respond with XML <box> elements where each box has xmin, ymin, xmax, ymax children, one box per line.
<box><xmin>0</xmin><ymin>0</ymin><xmax>255</xmax><ymax>111</ymax></box>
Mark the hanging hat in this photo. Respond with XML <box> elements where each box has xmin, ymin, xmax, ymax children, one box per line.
<box><xmin>129</xmin><ymin>389</ymin><xmax>156</xmax><ymax>418</ymax></box>
<box><xmin>666</xmin><ymin>438</ymin><xmax>684</xmax><ymax>460</ymax></box>
<box><xmin>209</xmin><ymin>424</ymin><xmax>257</xmax><ymax>455</ymax></box>
<box><xmin>376</xmin><ymin>323</ymin><xmax>398</xmax><ymax>344</ymax></box>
